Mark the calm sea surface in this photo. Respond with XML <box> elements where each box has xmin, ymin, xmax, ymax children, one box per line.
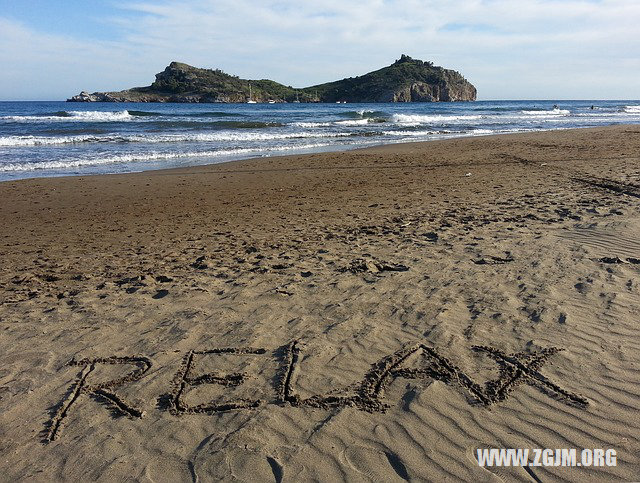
<box><xmin>1</xmin><ymin>100</ymin><xmax>639</xmax><ymax>181</ymax></box>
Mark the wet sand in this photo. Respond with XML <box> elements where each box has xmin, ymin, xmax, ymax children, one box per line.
<box><xmin>1</xmin><ymin>125</ymin><xmax>639</xmax><ymax>481</ymax></box>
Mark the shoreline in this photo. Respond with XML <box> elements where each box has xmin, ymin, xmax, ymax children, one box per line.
<box><xmin>1</xmin><ymin>123</ymin><xmax>636</xmax><ymax>185</ymax></box>
<box><xmin>1</xmin><ymin>125</ymin><xmax>639</xmax><ymax>481</ymax></box>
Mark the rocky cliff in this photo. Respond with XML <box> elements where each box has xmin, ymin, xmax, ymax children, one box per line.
<box><xmin>68</xmin><ymin>55</ymin><xmax>476</xmax><ymax>103</ymax></box>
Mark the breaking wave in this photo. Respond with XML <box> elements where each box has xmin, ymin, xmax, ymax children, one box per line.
<box><xmin>391</xmin><ymin>113</ymin><xmax>484</xmax><ymax>124</ymax></box>
<box><xmin>341</xmin><ymin>110</ymin><xmax>389</xmax><ymax>119</ymax></box>
<box><xmin>0</xmin><ymin>109</ymin><xmax>250</xmax><ymax>123</ymax></box>
<box><xmin>2</xmin><ymin>110</ymin><xmax>134</xmax><ymax>123</ymax></box>
<box><xmin>0</xmin><ymin>142</ymin><xmax>336</xmax><ymax>172</ymax></box>
<box><xmin>521</xmin><ymin>108</ymin><xmax>570</xmax><ymax>116</ymax></box>
<box><xmin>0</xmin><ymin>130</ymin><xmax>351</xmax><ymax>147</ymax></box>
<box><xmin>293</xmin><ymin>118</ymin><xmax>386</xmax><ymax>128</ymax></box>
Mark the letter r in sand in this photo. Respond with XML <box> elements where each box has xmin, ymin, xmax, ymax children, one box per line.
<box><xmin>46</xmin><ymin>356</ymin><xmax>152</xmax><ymax>442</ymax></box>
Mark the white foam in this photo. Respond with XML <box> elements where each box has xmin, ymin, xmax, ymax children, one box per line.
<box><xmin>151</xmin><ymin>131</ymin><xmax>351</xmax><ymax>142</ymax></box>
<box><xmin>382</xmin><ymin>129</ymin><xmax>439</xmax><ymax>137</ymax></box>
<box><xmin>292</xmin><ymin>121</ymin><xmax>332</xmax><ymax>128</ymax></box>
<box><xmin>381</xmin><ymin>127</ymin><xmax>533</xmax><ymax>138</ymax></box>
<box><xmin>1</xmin><ymin>110</ymin><xmax>134</xmax><ymax>123</ymax></box>
<box><xmin>521</xmin><ymin>108</ymin><xmax>570</xmax><ymax>116</ymax></box>
<box><xmin>64</xmin><ymin>111</ymin><xmax>134</xmax><ymax>121</ymax></box>
<box><xmin>0</xmin><ymin>142</ymin><xmax>335</xmax><ymax>172</ymax></box>
<box><xmin>0</xmin><ymin>130</ymin><xmax>351</xmax><ymax>147</ymax></box>
<box><xmin>623</xmin><ymin>105</ymin><xmax>640</xmax><ymax>113</ymax></box>
<box><xmin>334</xmin><ymin>119</ymin><xmax>370</xmax><ymax>126</ymax></box>
<box><xmin>294</xmin><ymin>118</ymin><xmax>383</xmax><ymax>128</ymax></box>
<box><xmin>390</xmin><ymin>113</ymin><xmax>484</xmax><ymax>125</ymax></box>
<box><xmin>0</xmin><ymin>135</ymin><xmax>107</xmax><ymax>146</ymax></box>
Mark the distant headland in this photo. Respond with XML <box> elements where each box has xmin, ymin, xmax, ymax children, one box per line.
<box><xmin>68</xmin><ymin>55</ymin><xmax>476</xmax><ymax>103</ymax></box>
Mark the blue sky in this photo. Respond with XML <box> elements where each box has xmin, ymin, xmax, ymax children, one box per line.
<box><xmin>1</xmin><ymin>0</ymin><xmax>638</xmax><ymax>100</ymax></box>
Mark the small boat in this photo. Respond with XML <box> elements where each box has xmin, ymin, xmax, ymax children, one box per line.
<box><xmin>247</xmin><ymin>83</ymin><xmax>257</xmax><ymax>104</ymax></box>
<box><xmin>268</xmin><ymin>100</ymin><xmax>276</xmax><ymax>104</ymax></box>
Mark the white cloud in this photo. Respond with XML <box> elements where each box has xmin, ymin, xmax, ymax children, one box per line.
<box><xmin>1</xmin><ymin>0</ymin><xmax>639</xmax><ymax>99</ymax></box>
<box><xmin>0</xmin><ymin>17</ymin><xmax>158</xmax><ymax>99</ymax></box>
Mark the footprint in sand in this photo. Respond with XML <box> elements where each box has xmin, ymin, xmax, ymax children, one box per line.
<box><xmin>193</xmin><ymin>448</ymin><xmax>284</xmax><ymax>482</ymax></box>
<box><xmin>342</xmin><ymin>446</ymin><xmax>410</xmax><ymax>481</ymax></box>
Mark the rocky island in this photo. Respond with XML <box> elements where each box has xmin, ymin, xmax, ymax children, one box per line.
<box><xmin>68</xmin><ymin>55</ymin><xmax>476</xmax><ymax>103</ymax></box>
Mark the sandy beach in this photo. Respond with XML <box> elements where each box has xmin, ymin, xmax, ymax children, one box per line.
<box><xmin>1</xmin><ymin>125</ymin><xmax>639</xmax><ymax>481</ymax></box>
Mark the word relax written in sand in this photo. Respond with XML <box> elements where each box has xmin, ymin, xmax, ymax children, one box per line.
<box><xmin>46</xmin><ymin>342</ymin><xmax>588</xmax><ymax>442</ymax></box>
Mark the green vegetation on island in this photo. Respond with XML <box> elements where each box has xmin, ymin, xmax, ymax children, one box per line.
<box><xmin>68</xmin><ymin>55</ymin><xmax>476</xmax><ymax>103</ymax></box>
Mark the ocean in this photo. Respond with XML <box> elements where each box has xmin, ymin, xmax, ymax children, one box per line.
<box><xmin>1</xmin><ymin>100</ymin><xmax>639</xmax><ymax>182</ymax></box>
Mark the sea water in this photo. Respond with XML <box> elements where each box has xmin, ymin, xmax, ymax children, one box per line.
<box><xmin>1</xmin><ymin>100</ymin><xmax>639</xmax><ymax>181</ymax></box>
